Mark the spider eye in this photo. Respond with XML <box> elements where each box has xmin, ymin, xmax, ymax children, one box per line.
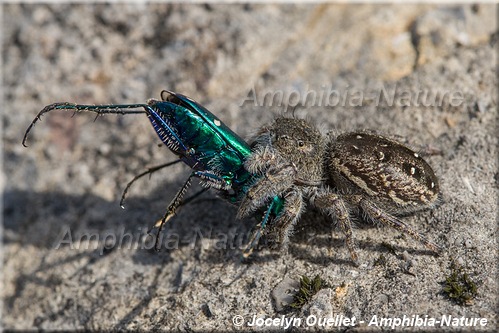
<box><xmin>279</xmin><ymin>135</ymin><xmax>290</xmax><ymax>142</ymax></box>
<box><xmin>297</xmin><ymin>140</ymin><xmax>305</xmax><ymax>147</ymax></box>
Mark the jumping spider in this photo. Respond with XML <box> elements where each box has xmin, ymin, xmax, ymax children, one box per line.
<box><xmin>238</xmin><ymin>116</ymin><xmax>441</xmax><ymax>263</ymax></box>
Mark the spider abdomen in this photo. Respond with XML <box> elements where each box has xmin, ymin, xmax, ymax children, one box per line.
<box><xmin>327</xmin><ymin>132</ymin><xmax>440</xmax><ymax>214</ymax></box>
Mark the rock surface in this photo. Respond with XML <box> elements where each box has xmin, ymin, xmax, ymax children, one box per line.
<box><xmin>3</xmin><ymin>3</ymin><xmax>497</xmax><ymax>331</ymax></box>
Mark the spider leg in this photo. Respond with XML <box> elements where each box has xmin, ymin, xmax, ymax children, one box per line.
<box><xmin>244</xmin><ymin>145</ymin><xmax>277</xmax><ymax>174</ymax></box>
<box><xmin>359</xmin><ymin>199</ymin><xmax>442</xmax><ymax>254</ymax></box>
<box><xmin>237</xmin><ymin>164</ymin><xmax>295</xmax><ymax>219</ymax></box>
<box><xmin>266</xmin><ymin>189</ymin><xmax>304</xmax><ymax>252</ymax></box>
<box><xmin>311</xmin><ymin>188</ymin><xmax>359</xmax><ymax>263</ymax></box>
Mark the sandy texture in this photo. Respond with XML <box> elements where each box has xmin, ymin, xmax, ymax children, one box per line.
<box><xmin>2</xmin><ymin>3</ymin><xmax>497</xmax><ymax>332</ymax></box>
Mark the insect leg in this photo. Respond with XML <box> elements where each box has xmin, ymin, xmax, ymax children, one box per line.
<box><xmin>178</xmin><ymin>187</ymin><xmax>210</xmax><ymax>206</ymax></box>
<box><xmin>148</xmin><ymin>187</ymin><xmax>209</xmax><ymax>231</ymax></box>
<box><xmin>120</xmin><ymin>160</ymin><xmax>183</xmax><ymax>208</ymax></box>
<box><xmin>194</xmin><ymin>170</ymin><xmax>232</xmax><ymax>190</ymax></box>
<box><xmin>242</xmin><ymin>195</ymin><xmax>280</xmax><ymax>258</ymax></box>
<box><xmin>152</xmin><ymin>173</ymin><xmax>195</xmax><ymax>251</ymax></box>
<box><xmin>359</xmin><ymin>199</ymin><xmax>442</xmax><ymax>254</ymax></box>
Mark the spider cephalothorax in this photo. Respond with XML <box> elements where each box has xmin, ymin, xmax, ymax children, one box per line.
<box><xmin>237</xmin><ymin>117</ymin><xmax>326</xmax><ymax>249</ymax></box>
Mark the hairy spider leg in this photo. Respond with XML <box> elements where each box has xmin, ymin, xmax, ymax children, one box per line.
<box><xmin>265</xmin><ymin>189</ymin><xmax>304</xmax><ymax>252</ymax></box>
<box><xmin>359</xmin><ymin>199</ymin><xmax>442</xmax><ymax>253</ymax></box>
<box><xmin>311</xmin><ymin>189</ymin><xmax>359</xmax><ymax>264</ymax></box>
<box><xmin>237</xmin><ymin>164</ymin><xmax>296</xmax><ymax>218</ymax></box>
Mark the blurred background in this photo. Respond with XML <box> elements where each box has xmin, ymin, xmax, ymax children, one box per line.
<box><xmin>2</xmin><ymin>3</ymin><xmax>497</xmax><ymax>331</ymax></box>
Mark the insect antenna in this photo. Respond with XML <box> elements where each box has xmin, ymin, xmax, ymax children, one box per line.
<box><xmin>22</xmin><ymin>102</ymin><xmax>148</xmax><ymax>147</ymax></box>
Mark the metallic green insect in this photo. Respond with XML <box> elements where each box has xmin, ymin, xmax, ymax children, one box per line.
<box><xmin>23</xmin><ymin>90</ymin><xmax>282</xmax><ymax>254</ymax></box>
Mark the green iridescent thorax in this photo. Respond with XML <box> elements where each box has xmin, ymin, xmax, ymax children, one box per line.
<box><xmin>147</xmin><ymin>94</ymin><xmax>252</xmax><ymax>188</ymax></box>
